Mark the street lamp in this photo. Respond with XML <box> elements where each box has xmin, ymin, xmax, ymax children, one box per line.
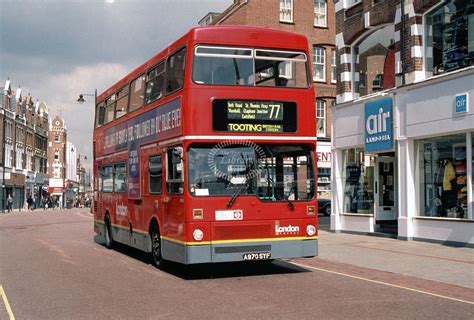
<box><xmin>77</xmin><ymin>89</ymin><xmax>97</xmax><ymax>104</ymax></box>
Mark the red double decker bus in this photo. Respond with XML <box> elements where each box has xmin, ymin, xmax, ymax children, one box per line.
<box><xmin>93</xmin><ymin>26</ymin><xmax>318</xmax><ymax>267</ymax></box>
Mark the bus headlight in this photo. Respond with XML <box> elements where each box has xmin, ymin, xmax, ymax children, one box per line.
<box><xmin>193</xmin><ymin>229</ymin><xmax>204</xmax><ymax>241</ymax></box>
<box><xmin>306</xmin><ymin>225</ymin><xmax>316</xmax><ymax>236</ymax></box>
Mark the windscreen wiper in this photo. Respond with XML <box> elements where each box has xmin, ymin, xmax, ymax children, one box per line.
<box><xmin>226</xmin><ymin>180</ymin><xmax>249</xmax><ymax>208</ymax></box>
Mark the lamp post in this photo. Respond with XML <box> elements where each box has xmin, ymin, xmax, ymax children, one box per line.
<box><xmin>76</xmin><ymin>89</ymin><xmax>97</xmax><ymax>104</ymax></box>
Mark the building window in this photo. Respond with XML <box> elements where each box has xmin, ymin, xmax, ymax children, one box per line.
<box><xmin>316</xmin><ymin>99</ymin><xmax>326</xmax><ymax>137</ymax></box>
<box><xmin>314</xmin><ymin>0</ymin><xmax>327</xmax><ymax>27</ymax></box>
<box><xmin>313</xmin><ymin>46</ymin><xmax>326</xmax><ymax>81</ymax></box>
<box><xmin>54</xmin><ymin>151</ymin><xmax>59</xmax><ymax>161</ymax></box>
<box><xmin>353</xmin><ymin>25</ymin><xmax>396</xmax><ymax>98</ymax></box>
<box><xmin>331</xmin><ymin>48</ymin><xmax>337</xmax><ymax>83</ymax></box>
<box><xmin>54</xmin><ymin>134</ymin><xmax>60</xmax><ymax>143</ymax></box>
<box><xmin>372</xmin><ymin>74</ymin><xmax>383</xmax><ymax>90</ymax></box>
<box><xmin>54</xmin><ymin>167</ymin><xmax>60</xmax><ymax>178</ymax></box>
<box><xmin>417</xmin><ymin>133</ymin><xmax>470</xmax><ymax>219</ymax></box>
<box><xmin>425</xmin><ymin>0</ymin><xmax>473</xmax><ymax>76</ymax></box>
<box><xmin>280</xmin><ymin>0</ymin><xmax>293</xmax><ymax>23</ymax></box>
<box><xmin>342</xmin><ymin>148</ymin><xmax>375</xmax><ymax>214</ymax></box>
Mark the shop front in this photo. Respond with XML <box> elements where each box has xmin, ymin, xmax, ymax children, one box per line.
<box><xmin>332</xmin><ymin>68</ymin><xmax>473</xmax><ymax>246</ymax></box>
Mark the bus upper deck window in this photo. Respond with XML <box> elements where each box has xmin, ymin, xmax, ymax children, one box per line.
<box><xmin>166</xmin><ymin>48</ymin><xmax>186</xmax><ymax>94</ymax></box>
<box><xmin>96</xmin><ymin>103</ymin><xmax>105</xmax><ymax>127</ymax></box>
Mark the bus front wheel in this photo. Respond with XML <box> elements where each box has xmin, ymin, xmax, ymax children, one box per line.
<box><xmin>150</xmin><ymin>226</ymin><xmax>165</xmax><ymax>269</ymax></box>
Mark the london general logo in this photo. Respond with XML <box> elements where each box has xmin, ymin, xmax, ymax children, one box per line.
<box><xmin>365</xmin><ymin>97</ymin><xmax>393</xmax><ymax>153</ymax></box>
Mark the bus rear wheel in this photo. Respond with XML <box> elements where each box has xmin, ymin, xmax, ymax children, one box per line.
<box><xmin>150</xmin><ymin>226</ymin><xmax>165</xmax><ymax>269</ymax></box>
<box><xmin>104</xmin><ymin>216</ymin><xmax>114</xmax><ymax>249</ymax></box>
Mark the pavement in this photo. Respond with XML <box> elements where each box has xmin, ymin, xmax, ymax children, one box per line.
<box><xmin>311</xmin><ymin>228</ymin><xmax>474</xmax><ymax>290</ymax></box>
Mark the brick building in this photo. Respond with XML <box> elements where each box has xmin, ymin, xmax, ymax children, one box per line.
<box><xmin>0</xmin><ymin>79</ymin><xmax>49</xmax><ymax>211</ymax></box>
<box><xmin>47</xmin><ymin>115</ymin><xmax>67</xmax><ymax>207</ymax></box>
<box><xmin>200</xmin><ymin>0</ymin><xmax>336</xmax><ymax>198</ymax></box>
<box><xmin>331</xmin><ymin>0</ymin><xmax>473</xmax><ymax>245</ymax></box>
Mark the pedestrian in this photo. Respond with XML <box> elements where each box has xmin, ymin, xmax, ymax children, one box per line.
<box><xmin>7</xmin><ymin>194</ymin><xmax>13</xmax><ymax>212</ymax></box>
<box><xmin>27</xmin><ymin>195</ymin><xmax>33</xmax><ymax>210</ymax></box>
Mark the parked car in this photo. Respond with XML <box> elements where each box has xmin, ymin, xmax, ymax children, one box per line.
<box><xmin>318</xmin><ymin>198</ymin><xmax>331</xmax><ymax>216</ymax></box>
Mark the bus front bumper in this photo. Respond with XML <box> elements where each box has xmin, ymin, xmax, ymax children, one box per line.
<box><xmin>161</xmin><ymin>237</ymin><xmax>318</xmax><ymax>264</ymax></box>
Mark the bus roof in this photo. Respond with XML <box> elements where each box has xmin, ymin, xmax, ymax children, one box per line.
<box><xmin>97</xmin><ymin>26</ymin><xmax>309</xmax><ymax>102</ymax></box>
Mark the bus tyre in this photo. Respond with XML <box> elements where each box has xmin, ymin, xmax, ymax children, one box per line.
<box><xmin>324</xmin><ymin>204</ymin><xmax>331</xmax><ymax>217</ymax></box>
<box><xmin>151</xmin><ymin>226</ymin><xmax>165</xmax><ymax>269</ymax></box>
<box><xmin>104</xmin><ymin>216</ymin><xmax>114</xmax><ymax>249</ymax></box>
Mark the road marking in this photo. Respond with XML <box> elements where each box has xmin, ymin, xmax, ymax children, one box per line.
<box><xmin>0</xmin><ymin>285</ymin><xmax>15</xmax><ymax>320</ymax></box>
<box><xmin>290</xmin><ymin>262</ymin><xmax>474</xmax><ymax>305</ymax></box>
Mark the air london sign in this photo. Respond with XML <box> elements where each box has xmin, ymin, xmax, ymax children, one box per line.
<box><xmin>364</xmin><ymin>97</ymin><xmax>393</xmax><ymax>153</ymax></box>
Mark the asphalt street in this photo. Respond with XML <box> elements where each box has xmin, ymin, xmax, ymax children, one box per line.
<box><xmin>0</xmin><ymin>208</ymin><xmax>472</xmax><ymax>319</ymax></box>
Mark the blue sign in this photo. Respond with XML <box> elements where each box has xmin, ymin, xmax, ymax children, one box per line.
<box><xmin>365</xmin><ymin>97</ymin><xmax>393</xmax><ymax>153</ymax></box>
<box><xmin>455</xmin><ymin>93</ymin><xmax>468</xmax><ymax>114</ymax></box>
<box><xmin>104</xmin><ymin>98</ymin><xmax>182</xmax><ymax>198</ymax></box>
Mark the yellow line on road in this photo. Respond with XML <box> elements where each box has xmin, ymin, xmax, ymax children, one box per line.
<box><xmin>0</xmin><ymin>285</ymin><xmax>15</xmax><ymax>320</ymax></box>
<box><xmin>290</xmin><ymin>262</ymin><xmax>474</xmax><ymax>305</ymax></box>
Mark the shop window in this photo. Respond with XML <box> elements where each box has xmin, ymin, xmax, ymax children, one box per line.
<box><xmin>342</xmin><ymin>148</ymin><xmax>375</xmax><ymax>214</ymax></box>
<box><xmin>417</xmin><ymin>134</ymin><xmax>469</xmax><ymax>219</ymax></box>
<box><xmin>114</xmin><ymin>163</ymin><xmax>126</xmax><ymax>193</ymax></box>
<box><xmin>149</xmin><ymin>155</ymin><xmax>163</xmax><ymax>194</ymax></box>
<box><xmin>353</xmin><ymin>25</ymin><xmax>395</xmax><ymax>97</ymax></box>
<box><xmin>425</xmin><ymin>1</ymin><xmax>473</xmax><ymax>76</ymax></box>
<box><xmin>166</xmin><ymin>146</ymin><xmax>184</xmax><ymax>194</ymax></box>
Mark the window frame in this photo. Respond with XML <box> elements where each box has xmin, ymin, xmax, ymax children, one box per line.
<box><xmin>316</xmin><ymin>99</ymin><xmax>326</xmax><ymax>137</ymax></box>
<box><xmin>280</xmin><ymin>0</ymin><xmax>294</xmax><ymax>23</ymax></box>
<box><xmin>105</xmin><ymin>94</ymin><xmax>116</xmax><ymax>124</ymax></box>
<box><xmin>148</xmin><ymin>155</ymin><xmax>163</xmax><ymax>194</ymax></box>
<box><xmin>113</xmin><ymin>162</ymin><xmax>127</xmax><ymax>194</ymax></box>
<box><xmin>313</xmin><ymin>46</ymin><xmax>326</xmax><ymax>82</ymax></box>
<box><xmin>128</xmin><ymin>74</ymin><xmax>146</xmax><ymax>113</ymax></box>
<box><xmin>115</xmin><ymin>86</ymin><xmax>129</xmax><ymax>119</ymax></box>
<box><xmin>331</xmin><ymin>48</ymin><xmax>337</xmax><ymax>83</ymax></box>
<box><xmin>314</xmin><ymin>0</ymin><xmax>327</xmax><ymax>27</ymax></box>
<box><xmin>101</xmin><ymin>165</ymin><xmax>114</xmax><ymax>193</ymax></box>
<box><xmin>165</xmin><ymin>47</ymin><xmax>187</xmax><ymax>95</ymax></box>
<box><xmin>145</xmin><ymin>61</ymin><xmax>166</xmax><ymax>105</ymax></box>
<box><xmin>166</xmin><ymin>146</ymin><xmax>184</xmax><ymax>194</ymax></box>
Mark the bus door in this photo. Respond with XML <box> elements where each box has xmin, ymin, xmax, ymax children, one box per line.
<box><xmin>163</xmin><ymin>146</ymin><xmax>185</xmax><ymax>239</ymax></box>
<box><xmin>143</xmin><ymin>150</ymin><xmax>164</xmax><ymax>233</ymax></box>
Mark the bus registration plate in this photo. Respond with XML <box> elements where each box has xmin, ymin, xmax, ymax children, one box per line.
<box><xmin>243</xmin><ymin>252</ymin><xmax>271</xmax><ymax>261</ymax></box>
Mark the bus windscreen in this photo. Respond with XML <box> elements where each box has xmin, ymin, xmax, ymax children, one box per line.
<box><xmin>192</xmin><ymin>46</ymin><xmax>309</xmax><ymax>88</ymax></box>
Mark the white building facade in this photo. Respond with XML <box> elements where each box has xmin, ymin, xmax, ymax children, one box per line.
<box><xmin>332</xmin><ymin>0</ymin><xmax>473</xmax><ymax>246</ymax></box>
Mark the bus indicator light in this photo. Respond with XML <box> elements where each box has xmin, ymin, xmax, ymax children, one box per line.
<box><xmin>193</xmin><ymin>209</ymin><xmax>203</xmax><ymax>220</ymax></box>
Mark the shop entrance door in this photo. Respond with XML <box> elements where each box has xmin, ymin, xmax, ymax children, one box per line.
<box><xmin>375</xmin><ymin>157</ymin><xmax>397</xmax><ymax>221</ymax></box>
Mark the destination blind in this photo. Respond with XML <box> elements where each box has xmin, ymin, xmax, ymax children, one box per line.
<box><xmin>212</xmin><ymin>99</ymin><xmax>297</xmax><ymax>133</ymax></box>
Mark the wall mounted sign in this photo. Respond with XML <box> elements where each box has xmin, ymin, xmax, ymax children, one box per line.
<box><xmin>364</xmin><ymin>97</ymin><xmax>393</xmax><ymax>153</ymax></box>
<box><xmin>455</xmin><ymin>93</ymin><xmax>468</xmax><ymax>114</ymax></box>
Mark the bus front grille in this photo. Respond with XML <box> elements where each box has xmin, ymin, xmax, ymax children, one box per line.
<box><xmin>214</xmin><ymin>245</ymin><xmax>271</xmax><ymax>254</ymax></box>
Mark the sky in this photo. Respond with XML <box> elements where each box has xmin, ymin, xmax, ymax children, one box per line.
<box><xmin>0</xmin><ymin>0</ymin><xmax>232</xmax><ymax>169</ymax></box>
